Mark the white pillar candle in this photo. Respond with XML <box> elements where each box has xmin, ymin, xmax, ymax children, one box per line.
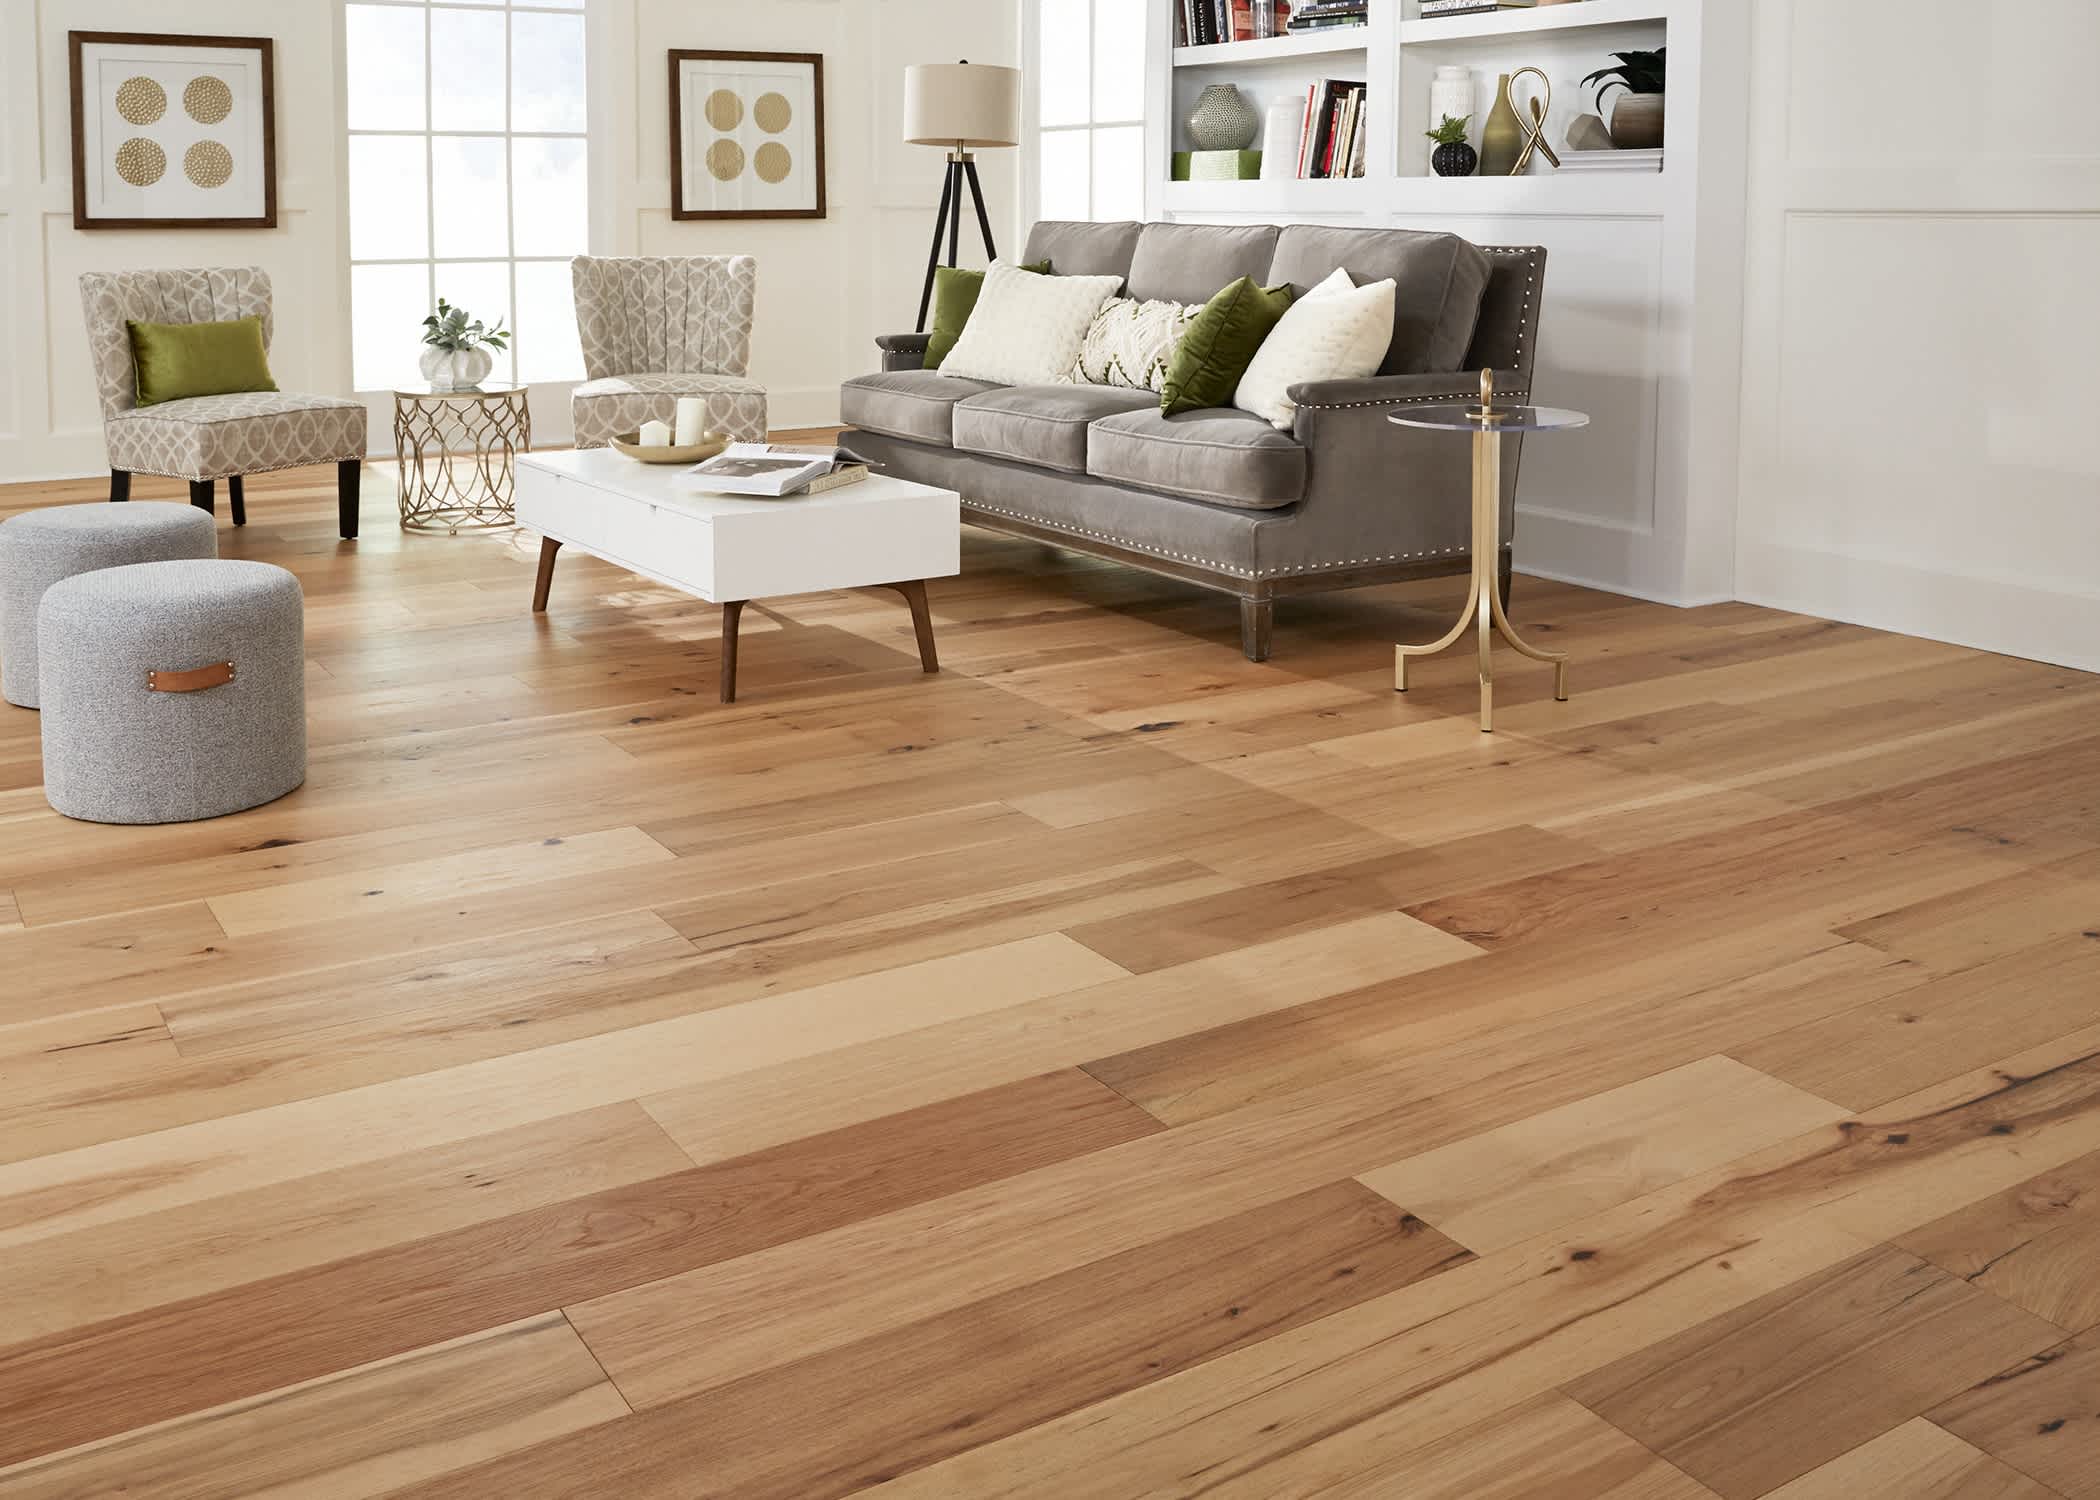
<box><xmin>673</xmin><ymin>397</ymin><xmax>706</xmax><ymax>447</ymax></box>
<box><xmin>637</xmin><ymin>419</ymin><xmax>672</xmax><ymax>447</ymax></box>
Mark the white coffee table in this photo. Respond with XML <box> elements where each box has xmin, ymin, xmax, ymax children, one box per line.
<box><xmin>516</xmin><ymin>449</ymin><xmax>960</xmax><ymax>702</ymax></box>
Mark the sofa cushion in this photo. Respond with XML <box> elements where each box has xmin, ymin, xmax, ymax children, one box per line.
<box><xmin>1087</xmin><ymin>406</ymin><xmax>1306</xmax><ymax>511</ymax></box>
<box><xmin>952</xmin><ymin>384</ymin><xmax>1156</xmax><ymax>474</ymax></box>
<box><xmin>1266</xmin><ymin>224</ymin><xmax>1491</xmax><ymax>375</ymax></box>
<box><xmin>1020</xmin><ymin>220</ymin><xmax>1143</xmax><ymax>282</ymax></box>
<box><xmin>1126</xmin><ymin>223</ymin><xmax>1281</xmax><ymax>304</ymax></box>
<box><xmin>839</xmin><ymin>369</ymin><xmax>1003</xmax><ymax>447</ymax></box>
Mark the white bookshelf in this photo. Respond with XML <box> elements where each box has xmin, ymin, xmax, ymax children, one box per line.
<box><xmin>1398</xmin><ymin>0</ymin><xmax>1670</xmax><ymax>44</ymax></box>
<box><xmin>1172</xmin><ymin>28</ymin><xmax>1369</xmax><ymax>66</ymax></box>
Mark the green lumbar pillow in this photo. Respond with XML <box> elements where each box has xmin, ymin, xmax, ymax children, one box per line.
<box><xmin>1159</xmin><ymin>277</ymin><xmax>1294</xmax><ymax>416</ymax></box>
<box><xmin>924</xmin><ymin>259</ymin><xmax>1052</xmax><ymax>370</ymax></box>
<box><xmin>127</xmin><ymin>316</ymin><xmax>278</xmax><ymax>407</ymax></box>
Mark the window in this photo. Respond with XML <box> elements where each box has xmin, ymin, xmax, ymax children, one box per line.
<box><xmin>344</xmin><ymin>0</ymin><xmax>588</xmax><ymax>392</ymax></box>
<box><xmin>1030</xmin><ymin>0</ymin><xmax>1145</xmax><ymax>222</ymax></box>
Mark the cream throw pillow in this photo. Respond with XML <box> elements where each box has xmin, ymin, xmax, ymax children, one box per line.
<box><xmin>938</xmin><ymin>260</ymin><xmax>1124</xmax><ymax>386</ymax></box>
<box><xmin>1070</xmin><ymin>298</ymin><xmax>1202</xmax><ymax>392</ymax></box>
<box><xmin>1233</xmin><ymin>268</ymin><xmax>1397</xmax><ymax>431</ymax></box>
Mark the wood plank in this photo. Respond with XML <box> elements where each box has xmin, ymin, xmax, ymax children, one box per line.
<box><xmin>0</xmin><ymin>1069</ymin><xmax>1158</xmax><ymax>1467</ymax></box>
<box><xmin>1897</xmin><ymin>1146</ymin><xmax>2100</xmax><ymax>1332</ymax></box>
<box><xmin>1358</xmin><ymin>1056</ymin><xmax>1849</xmax><ymax>1253</ymax></box>
<box><xmin>1758</xmin><ymin>1418</ymin><xmax>2059</xmax><ymax>1500</ymax></box>
<box><xmin>419</xmin><ymin>1182</ymin><xmax>1469</xmax><ymax>1497</ymax></box>
<box><xmin>1934</xmin><ymin>1329</ymin><xmax>2100</xmax><ymax>1499</ymax></box>
<box><xmin>0</xmin><ymin>1315</ymin><xmax>629</xmax><ymax>1500</ymax></box>
<box><xmin>1567</xmin><ymin>1246</ymin><xmax>2064</xmax><ymax>1500</ymax></box>
<box><xmin>1840</xmin><ymin>849</ymin><xmax>2100</xmax><ymax>974</ymax></box>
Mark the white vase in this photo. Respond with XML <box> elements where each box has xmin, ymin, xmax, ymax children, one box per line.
<box><xmin>1428</xmin><ymin>66</ymin><xmax>1474</xmax><ymax>140</ymax></box>
<box><xmin>419</xmin><ymin>345</ymin><xmax>493</xmax><ymax>392</ymax></box>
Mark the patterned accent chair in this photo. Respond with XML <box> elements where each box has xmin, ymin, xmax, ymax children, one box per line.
<box><xmin>569</xmin><ymin>255</ymin><xmax>767</xmax><ymax>448</ymax></box>
<box><xmin>80</xmin><ymin>268</ymin><xmax>367</xmax><ymax>539</ymax></box>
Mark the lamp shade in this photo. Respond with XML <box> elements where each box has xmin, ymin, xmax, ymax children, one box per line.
<box><xmin>903</xmin><ymin>62</ymin><xmax>1020</xmax><ymax>149</ymax></box>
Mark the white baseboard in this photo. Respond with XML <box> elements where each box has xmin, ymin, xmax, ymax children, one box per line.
<box><xmin>1514</xmin><ymin>560</ymin><xmax>1725</xmax><ymax>609</ymax></box>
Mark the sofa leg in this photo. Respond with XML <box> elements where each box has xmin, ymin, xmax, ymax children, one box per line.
<box><xmin>1239</xmin><ymin>597</ymin><xmax>1274</xmax><ymax>663</ymax></box>
<box><xmin>228</xmin><ymin>474</ymin><xmax>246</xmax><ymax>527</ymax></box>
<box><xmin>189</xmin><ymin>479</ymin><xmax>214</xmax><ymax>516</ymax></box>
<box><xmin>1498</xmin><ymin>551</ymin><xmax>1513</xmax><ymax>613</ymax></box>
<box><xmin>337</xmin><ymin>459</ymin><xmax>362</xmax><ymax>539</ymax></box>
<box><xmin>109</xmin><ymin>470</ymin><xmax>131</xmax><ymax>503</ymax></box>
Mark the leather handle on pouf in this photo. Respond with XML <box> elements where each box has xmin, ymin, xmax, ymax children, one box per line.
<box><xmin>146</xmin><ymin>661</ymin><xmax>235</xmax><ymax>693</ymax></box>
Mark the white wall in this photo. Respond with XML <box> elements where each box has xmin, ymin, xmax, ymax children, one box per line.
<box><xmin>0</xmin><ymin>0</ymin><xmax>347</xmax><ymax>483</ymax></box>
<box><xmin>1734</xmin><ymin>0</ymin><xmax>2100</xmax><ymax>672</ymax></box>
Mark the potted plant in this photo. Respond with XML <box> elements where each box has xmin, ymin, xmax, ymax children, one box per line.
<box><xmin>1426</xmin><ymin>114</ymin><xmax>1476</xmax><ymax>177</ymax></box>
<box><xmin>1582</xmin><ymin>47</ymin><xmax>1665</xmax><ymax>149</ymax></box>
<box><xmin>418</xmin><ymin>298</ymin><xmax>510</xmax><ymax>391</ymax></box>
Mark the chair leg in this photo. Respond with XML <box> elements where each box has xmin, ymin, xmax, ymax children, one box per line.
<box><xmin>1239</xmin><ymin>596</ymin><xmax>1274</xmax><ymax>663</ymax></box>
<box><xmin>109</xmin><ymin>470</ymin><xmax>131</xmax><ymax>503</ymax></box>
<box><xmin>228</xmin><ymin>474</ymin><xmax>246</xmax><ymax>527</ymax></box>
<box><xmin>337</xmin><ymin>459</ymin><xmax>362</xmax><ymax>539</ymax></box>
<box><xmin>189</xmin><ymin>479</ymin><xmax>215</xmax><ymax>516</ymax></box>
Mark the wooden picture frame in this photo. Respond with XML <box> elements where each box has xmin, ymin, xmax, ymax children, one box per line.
<box><xmin>669</xmin><ymin>49</ymin><xmax>826</xmax><ymax>221</ymax></box>
<box><xmin>69</xmin><ymin>30</ymin><xmax>277</xmax><ymax>230</ymax></box>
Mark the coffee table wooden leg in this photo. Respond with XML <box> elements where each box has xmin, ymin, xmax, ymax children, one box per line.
<box><xmin>720</xmin><ymin>599</ymin><xmax>745</xmax><ymax>703</ymax></box>
<box><xmin>887</xmin><ymin>580</ymin><xmax>939</xmax><ymax>674</ymax></box>
<box><xmin>531</xmin><ymin>537</ymin><xmax>562</xmax><ymax>612</ymax></box>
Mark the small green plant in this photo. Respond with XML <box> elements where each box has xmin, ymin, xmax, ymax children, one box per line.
<box><xmin>1425</xmin><ymin>114</ymin><xmax>1472</xmax><ymax>146</ymax></box>
<box><xmin>1582</xmin><ymin>48</ymin><xmax>1666</xmax><ymax>107</ymax></box>
<box><xmin>420</xmin><ymin>298</ymin><xmax>511</xmax><ymax>354</ymax></box>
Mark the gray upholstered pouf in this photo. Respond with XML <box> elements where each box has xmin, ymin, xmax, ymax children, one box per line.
<box><xmin>38</xmin><ymin>559</ymin><xmax>306</xmax><ymax>824</ymax></box>
<box><xmin>0</xmin><ymin>502</ymin><xmax>217</xmax><ymax>708</ymax></box>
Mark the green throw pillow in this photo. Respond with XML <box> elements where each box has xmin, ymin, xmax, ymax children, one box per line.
<box><xmin>127</xmin><ymin>316</ymin><xmax>278</xmax><ymax>407</ymax></box>
<box><xmin>1159</xmin><ymin>277</ymin><xmax>1294</xmax><ymax>416</ymax></box>
<box><xmin>924</xmin><ymin>260</ymin><xmax>1051</xmax><ymax>370</ymax></box>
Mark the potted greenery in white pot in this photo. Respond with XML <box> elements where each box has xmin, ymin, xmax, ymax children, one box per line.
<box><xmin>418</xmin><ymin>299</ymin><xmax>510</xmax><ymax>391</ymax></box>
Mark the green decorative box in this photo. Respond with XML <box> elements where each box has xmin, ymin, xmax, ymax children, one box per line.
<box><xmin>1171</xmin><ymin>149</ymin><xmax>1263</xmax><ymax>182</ymax></box>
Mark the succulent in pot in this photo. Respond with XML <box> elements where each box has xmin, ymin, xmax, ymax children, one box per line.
<box><xmin>1582</xmin><ymin>47</ymin><xmax>1665</xmax><ymax>149</ymax></box>
<box><xmin>1426</xmin><ymin>113</ymin><xmax>1477</xmax><ymax>178</ymax></box>
<box><xmin>418</xmin><ymin>298</ymin><xmax>511</xmax><ymax>391</ymax></box>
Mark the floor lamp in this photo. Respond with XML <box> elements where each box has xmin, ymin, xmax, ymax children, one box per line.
<box><xmin>904</xmin><ymin>61</ymin><xmax>1021</xmax><ymax>332</ymax></box>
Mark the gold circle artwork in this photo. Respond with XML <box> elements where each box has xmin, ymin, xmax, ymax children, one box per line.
<box><xmin>705</xmin><ymin>138</ymin><xmax>745</xmax><ymax>182</ymax></box>
<box><xmin>753</xmin><ymin>92</ymin><xmax>792</xmax><ymax>134</ymax></box>
<box><xmin>703</xmin><ymin>89</ymin><xmax>742</xmax><ymax>131</ymax></box>
<box><xmin>115</xmin><ymin>76</ymin><xmax>166</xmax><ymax>125</ymax></box>
<box><xmin>113</xmin><ymin>137</ymin><xmax>167</xmax><ymax>187</ymax></box>
<box><xmin>184</xmin><ymin>74</ymin><xmax>235</xmax><ymax>125</ymax></box>
<box><xmin>754</xmin><ymin>142</ymin><xmax>793</xmax><ymax>184</ymax></box>
<box><xmin>185</xmin><ymin>140</ymin><xmax>235</xmax><ymax>189</ymax></box>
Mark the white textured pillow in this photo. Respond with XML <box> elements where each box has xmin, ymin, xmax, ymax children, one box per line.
<box><xmin>939</xmin><ymin>261</ymin><xmax>1124</xmax><ymax>386</ymax></box>
<box><xmin>1070</xmin><ymin>298</ymin><xmax>1202</xmax><ymax>392</ymax></box>
<box><xmin>1233</xmin><ymin>268</ymin><xmax>1396</xmax><ymax>430</ymax></box>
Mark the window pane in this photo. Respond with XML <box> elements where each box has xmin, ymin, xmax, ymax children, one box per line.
<box><xmin>432</xmin><ymin>135</ymin><xmax>510</xmax><ymax>259</ymax></box>
<box><xmin>515</xmin><ymin>260</ymin><xmax>584</xmax><ymax>384</ymax></box>
<box><xmin>346</xmin><ymin>4</ymin><xmax>425</xmax><ymax>131</ymax></box>
<box><xmin>352</xmin><ymin>262</ymin><xmax>429</xmax><ymax>391</ymax></box>
<box><xmin>512</xmin><ymin>137</ymin><xmax>588</xmax><ymax>258</ymax></box>
<box><xmin>1093</xmin><ymin>0</ymin><xmax>1144</xmax><ymax>121</ymax></box>
<box><xmin>430</xmin><ymin>8</ymin><xmax>507</xmax><ymax>132</ymax></box>
<box><xmin>430</xmin><ymin>261</ymin><xmax>514</xmax><ymax>385</ymax></box>
<box><xmin>1090</xmin><ymin>125</ymin><xmax>1143</xmax><ymax>221</ymax></box>
<box><xmin>349</xmin><ymin>136</ymin><xmax>428</xmax><ymax>259</ymax></box>
<box><xmin>511</xmin><ymin>11</ymin><xmax>587</xmax><ymax>133</ymax></box>
<box><xmin>1038</xmin><ymin>130</ymin><xmax>1089</xmax><ymax>221</ymax></box>
<box><xmin>1038</xmin><ymin>0</ymin><xmax>1090</xmax><ymax>128</ymax></box>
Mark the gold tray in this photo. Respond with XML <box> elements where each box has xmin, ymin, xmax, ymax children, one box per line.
<box><xmin>610</xmin><ymin>431</ymin><xmax>729</xmax><ymax>465</ymax></box>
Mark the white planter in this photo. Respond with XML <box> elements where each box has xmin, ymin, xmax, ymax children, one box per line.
<box><xmin>419</xmin><ymin>345</ymin><xmax>493</xmax><ymax>392</ymax></box>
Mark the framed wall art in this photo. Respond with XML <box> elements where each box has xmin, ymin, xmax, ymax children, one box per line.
<box><xmin>69</xmin><ymin>31</ymin><xmax>277</xmax><ymax>230</ymax></box>
<box><xmin>670</xmin><ymin>50</ymin><xmax>826</xmax><ymax>221</ymax></box>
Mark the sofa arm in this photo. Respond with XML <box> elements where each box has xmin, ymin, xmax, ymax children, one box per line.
<box><xmin>1286</xmin><ymin>368</ymin><xmax>1525</xmax><ymax>436</ymax></box>
<box><xmin>875</xmin><ymin>332</ymin><xmax>930</xmax><ymax>373</ymax></box>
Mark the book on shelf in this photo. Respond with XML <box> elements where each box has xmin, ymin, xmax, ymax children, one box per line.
<box><xmin>1296</xmin><ymin>78</ymin><xmax>1367</xmax><ymax>179</ymax></box>
<box><xmin>1178</xmin><ymin>0</ymin><xmax>1296</xmax><ymax>44</ymax></box>
<box><xmin>1416</xmin><ymin>0</ymin><xmax>1534</xmax><ymax>16</ymax></box>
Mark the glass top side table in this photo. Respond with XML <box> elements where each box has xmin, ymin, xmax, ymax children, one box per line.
<box><xmin>1387</xmin><ymin>370</ymin><xmax>1588</xmax><ymax>733</ymax></box>
<box><xmin>392</xmin><ymin>384</ymin><xmax>531</xmax><ymax>533</ymax></box>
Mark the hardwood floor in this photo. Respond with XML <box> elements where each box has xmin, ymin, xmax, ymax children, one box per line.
<box><xmin>1</xmin><ymin>459</ymin><xmax>2096</xmax><ymax>1498</ymax></box>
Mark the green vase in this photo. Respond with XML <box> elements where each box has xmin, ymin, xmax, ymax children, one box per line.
<box><xmin>1479</xmin><ymin>73</ymin><xmax>1523</xmax><ymax>177</ymax></box>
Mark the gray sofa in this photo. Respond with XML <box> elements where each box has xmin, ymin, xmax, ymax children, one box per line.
<box><xmin>840</xmin><ymin>220</ymin><xmax>1546</xmax><ymax>660</ymax></box>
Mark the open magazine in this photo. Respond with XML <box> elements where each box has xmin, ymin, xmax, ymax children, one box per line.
<box><xmin>685</xmin><ymin>443</ymin><xmax>877</xmax><ymax>498</ymax></box>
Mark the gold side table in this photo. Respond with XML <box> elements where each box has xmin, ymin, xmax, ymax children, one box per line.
<box><xmin>1388</xmin><ymin>371</ymin><xmax>1588</xmax><ymax>732</ymax></box>
<box><xmin>392</xmin><ymin>384</ymin><xmax>531</xmax><ymax>533</ymax></box>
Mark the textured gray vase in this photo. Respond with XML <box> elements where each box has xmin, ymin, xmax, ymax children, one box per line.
<box><xmin>1187</xmin><ymin>84</ymin><xmax>1260</xmax><ymax>151</ymax></box>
